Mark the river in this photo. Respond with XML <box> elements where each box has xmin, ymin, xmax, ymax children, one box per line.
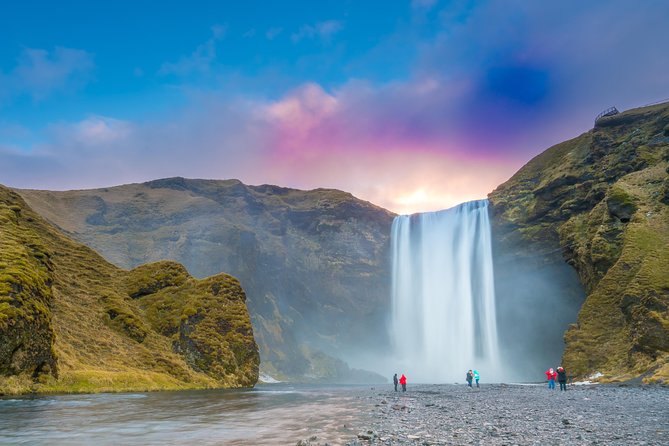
<box><xmin>0</xmin><ymin>384</ymin><xmax>371</xmax><ymax>445</ymax></box>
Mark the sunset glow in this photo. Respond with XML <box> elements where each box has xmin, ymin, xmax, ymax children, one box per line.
<box><xmin>1</xmin><ymin>1</ymin><xmax>668</xmax><ymax>212</ymax></box>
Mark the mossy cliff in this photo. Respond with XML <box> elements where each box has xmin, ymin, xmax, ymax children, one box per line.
<box><xmin>490</xmin><ymin>102</ymin><xmax>669</xmax><ymax>383</ymax></box>
<box><xmin>0</xmin><ymin>186</ymin><xmax>259</xmax><ymax>395</ymax></box>
<box><xmin>18</xmin><ymin>179</ymin><xmax>393</xmax><ymax>382</ymax></box>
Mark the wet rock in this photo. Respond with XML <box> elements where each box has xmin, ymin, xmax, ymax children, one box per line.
<box><xmin>357</xmin><ymin>430</ymin><xmax>378</xmax><ymax>440</ymax></box>
<box><xmin>296</xmin><ymin>435</ymin><xmax>322</xmax><ymax>446</ymax></box>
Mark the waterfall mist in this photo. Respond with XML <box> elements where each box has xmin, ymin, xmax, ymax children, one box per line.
<box><xmin>390</xmin><ymin>200</ymin><xmax>503</xmax><ymax>383</ymax></box>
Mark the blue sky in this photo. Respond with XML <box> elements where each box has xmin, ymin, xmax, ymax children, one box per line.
<box><xmin>0</xmin><ymin>1</ymin><xmax>412</xmax><ymax>124</ymax></box>
<box><xmin>1</xmin><ymin>0</ymin><xmax>668</xmax><ymax>213</ymax></box>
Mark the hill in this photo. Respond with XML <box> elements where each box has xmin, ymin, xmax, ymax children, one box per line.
<box><xmin>16</xmin><ymin>103</ymin><xmax>669</xmax><ymax>384</ymax></box>
<box><xmin>489</xmin><ymin>102</ymin><xmax>669</xmax><ymax>383</ymax></box>
<box><xmin>17</xmin><ymin>179</ymin><xmax>394</xmax><ymax>381</ymax></box>
<box><xmin>0</xmin><ymin>186</ymin><xmax>259</xmax><ymax>394</ymax></box>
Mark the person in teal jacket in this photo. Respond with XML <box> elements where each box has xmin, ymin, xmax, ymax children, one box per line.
<box><xmin>473</xmin><ymin>369</ymin><xmax>480</xmax><ymax>388</ymax></box>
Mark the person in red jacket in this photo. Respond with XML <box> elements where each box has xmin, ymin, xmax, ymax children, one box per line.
<box><xmin>545</xmin><ymin>368</ymin><xmax>557</xmax><ymax>389</ymax></box>
<box><xmin>399</xmin><ymin>373</ymin><xmax>407</xmax><ymax>392</ymax></box>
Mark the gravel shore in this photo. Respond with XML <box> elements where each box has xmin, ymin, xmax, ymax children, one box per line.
<box><xmin>324</xmin><ymin>383</ymin><xmax>669</xmax><ymax>446</ymax></box>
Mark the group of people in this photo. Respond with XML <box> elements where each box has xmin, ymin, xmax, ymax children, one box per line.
<box><xmin>465</xmin><ymin>369</ymin><xmax>480</xmax><ymax>388</ymax></box>
<box><xmin>545</xmin><ymin>366</ymin><xmax>568</xmax><ymax>390</ymax></box>
<box><xmin>391</xmin><ymin>366</ymin><xmax>568</xmax><ymax>391</ymax></box>
<box><xmin>393</xmin><ymin>371</ymin><xmax>483</xmax><ymax>391</ymax></box>
<box><xmin>393</xmin><ymin>373</ymin><xmax>407</xmax><ymax>392</ymax></box>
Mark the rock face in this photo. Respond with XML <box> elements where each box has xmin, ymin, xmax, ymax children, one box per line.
<box><xmin>15</xmin><ymin>104</ymin><xmax>667</xmax><ymax>384</ymax></box>
<box><xmin>0</xmin><ymin>185</ymin><xmax>259</xmax><ymax>394</ymax></box>
<box><xmin>18</xmin><ymin>179</ymin><xmax>394</xmax><ymax>381</ymax></box>
<box><xmin>489</xmin><ymin>102</ymin><xmax>669</xmax><ymax>383</ymax></box>
<box><xmin>0</xmin><ymin>200</ymin><xmax>57</xmax><ymax>379</ymax></box>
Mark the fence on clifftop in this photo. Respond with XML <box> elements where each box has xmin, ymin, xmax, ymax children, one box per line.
<box><xmin>595</xmin><ymin>106</ymin><xmax>619</xmax><ymax>124</ymax></box>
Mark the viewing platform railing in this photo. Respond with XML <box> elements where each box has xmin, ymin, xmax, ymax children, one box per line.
<box><xmin>595</xmin><ymin>106</ymin><xmax>619</xmax><ymax>124</ymax></box>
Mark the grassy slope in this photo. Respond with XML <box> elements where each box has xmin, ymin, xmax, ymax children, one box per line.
<box><xmin>0</xmin><ymin>186</ymin><xmax>259</xmax><ymax>395</ymax></box>
<box><xmin>490</xmin><ymin>102</ymin><xmax>669</xmax><ymax>383</ymax></box>
<box><xmin>17</xmin><ymin>178</ymin><xmax>394</xmax><ymax>382</ymax></box>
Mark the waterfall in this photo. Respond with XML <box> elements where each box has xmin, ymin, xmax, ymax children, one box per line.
<box><xmin>390</xmin><ymin>199</ymin><xmax>501</xmax><ymax>383</ymax></box>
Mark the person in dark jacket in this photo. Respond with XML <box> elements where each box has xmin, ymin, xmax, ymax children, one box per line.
<box><xmin>557</xmin><ymin>366</ymin><xmax>567</xmax><ymax>391</ymax></box>
<box><xmin>393</xmin><ymin>373</ymin><xmax>398</xmax><ymax>392</ymax></box>
<box><xmin>466</xmin><ymin>370</ymin><xmax>473</xmax><ymax>388</ymax></box>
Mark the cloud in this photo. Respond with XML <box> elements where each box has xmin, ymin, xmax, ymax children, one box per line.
<box><xmin>0</xmin><ymin>77</ymin><xmax>518</xmax><ymax>213</ymax></box>
<box><xmin>412</xmin><ymin>0</ymin><xmax>438</xmax><ymax>9</ymax></box>
<box><xmin>0</xmin><ymin>47</ymin><xmax>94</xmax><ymax>103</ymax></box>
<box><xmin>263</xmin><ymin>83</ymin><xmax>338</xmax><ymax>151</ymax></box>
<box><xmin>54</xmin><ymin>115</ymin><xmax>133</xmax><ymax>146</ymax></box>
<box><xmin>210</xmin><ymin>24</ymin><xmax>227</xmax><ymax>39</ymax></box>
<box><xmin>252</xmin><ymin>79</ymin><xmax>520</xmax><ymax>212</ymax></box>
<box><xmin>291</xmin><ymin>20</ymin><xmax>343</xmax><ymax>43</ymax></box>
<box><xmin>0</xmin><ymin>96</ymin><xmax>270</xmax><ymax>191</ymax></box>
<box><xmin>158</xmin><ymin>25</ymin><xmax>226</xmax><ymax>76</ymax></box>
<box><xmin>266</xmin><ymin>27</ymin><xmax>283</xmax><ymax>40</ymax></box>
<box><xmin>2</xmin><ymin>1</ymin><xmax>668</xmax><ymax>214</ymax></box>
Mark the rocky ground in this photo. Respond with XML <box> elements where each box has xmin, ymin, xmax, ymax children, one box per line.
<box><xmin>299</xmin><ymin>383</ymin><xmax>668</xmax><ymax>446</ymax></box>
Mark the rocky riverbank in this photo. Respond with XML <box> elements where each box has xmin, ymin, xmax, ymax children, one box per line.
<box><xmin>299</xmin><ymin>383</ymin><xmax>668</xmax><ymax>445</ymax></box>
<box><xmin>347</xmin><ymin>383</ymin><xmax>668</xmax><ymax>445</ymax></box>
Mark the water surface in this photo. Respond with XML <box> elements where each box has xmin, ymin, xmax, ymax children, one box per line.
<box><xmin>0</xmin><ymin>384</ymin><xmax>369</xmax><ymax>445</ymax></box>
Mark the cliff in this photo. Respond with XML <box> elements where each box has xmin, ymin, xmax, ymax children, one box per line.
<box><xmin>489</xmin><ymin>102</ymin><xmax>669</xmax><ymax>383</ymax></box>
<box><xmin>0</xmin><ymin>186</ymin><xmax>259</xmax><ymax>395</ymax></box>
<box><xmin>17</xmin><ymin>179</ymin><xmax>394</xmax><ymax>381</ymax></box>
<box><xmin>15</xmin><ymin>104</ymin><xmax>667</xmax><ymax>384</ymax></box>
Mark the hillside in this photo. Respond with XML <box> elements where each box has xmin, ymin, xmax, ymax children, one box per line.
<box><xmin>489</xmin><ymin>102</ymin><xmax>669</xmax><ymax>383</ymax></box>
<box><xmin>0</xmin><ymin>186</ymin><xmax>259</xmax><ymax>395</ymax></box>
<box><xmin>17</xmin><ymin>178</ymin><xmax>395</xmax><ymax>381</ymax></box>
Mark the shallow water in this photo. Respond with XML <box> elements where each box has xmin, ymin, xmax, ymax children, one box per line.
<box><xmin>0</xmin><ymin>384</ymin><xmax>368</xmax><ymax>445</ymax></box>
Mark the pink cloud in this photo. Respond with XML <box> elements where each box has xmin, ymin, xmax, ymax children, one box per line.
<box><xmin>263</xmin><ymin>83</ymin><xmax>339</xmax><ymax>156</ymax></box>
<box><xmin>0</xmin><ymin>77</ymin><xmax>540</xmax><ymax>214</ymax></box>
<box><xmin>249</xmin><ymin>80</ymin><xmax>520</xmax><ymax>213</ymax></box>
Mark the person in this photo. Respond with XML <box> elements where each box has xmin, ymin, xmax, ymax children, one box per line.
<box><xmin>545</xmin><ymin>368</ymin><xmax>557</xmax><ymax>390</ymax></box>
<box><xmin>557</xmin><ymin>366</ymin><xmax>567</xmax><ymax>391</ymax></box>
<box><xmin>393</xmin><ymin>373</ymin><xmax>398</xmax><ymax>392</ymax></box>
<box><xmin>399</xmin><ymin>373</ymin><xmax>407</xmax><ymax>392</ymax></box>
<box><xmin>466</xmin><ymin>370</ymin><xmax>473</xmax><ymax>387</ymax></box>
<box><xmin>473</xmin><ymin>369</ymin><xmax>480</xmax><ymax>388</ymax></box>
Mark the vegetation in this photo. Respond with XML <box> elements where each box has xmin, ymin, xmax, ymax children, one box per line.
<box><xmin>18</xmin><ymin>177</ymin><xmax>394</xmax><ymax>382</ymax></box>
<box><xmin>0</xmin><ymin>190</ymin><xmax>57</xmax><ymax>380</ymax></box>
<box><xmin>0</xmin><ymin>186</ymin><xmax>259</xmax><ymax>395</ymax></box>
<box><xmin>490</xmin><ymin>102</ymin><xmax>669</xmax><ymax>383</ymax></box>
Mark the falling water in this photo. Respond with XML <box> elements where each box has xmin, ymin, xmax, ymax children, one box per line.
<box><xmin>391</xmin><ymin>199</ymin><xmax>501</xmax><ymax>383</ymax></box>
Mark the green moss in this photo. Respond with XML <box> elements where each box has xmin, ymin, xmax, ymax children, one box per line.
<box><xmin>606</xmin><ymin>185</ymin><xmax>638</xmax><ymax>221</ymax></box>
<box><xmin>491</xmin><ymin>101</ymin><xmax>669</xmax><ymax>383</ymax></box>
<box><xmin>0</xmin><ymin>185</ymin><xmax>259</xmax><ymax>394</ymax></box>
<box><xmin>138</xmin><ymin>272</ymin><xmax>259</xmax><ymax>387</ymax></box>
<box><xmin>125</xmin><ymin>261</ymin><xmax>189</xmax><ymax>298</ymax></box>
<box><xmin>0</xmin><ymin>197</ymin><xmax>57</xmax><ymax>378</ymax></box>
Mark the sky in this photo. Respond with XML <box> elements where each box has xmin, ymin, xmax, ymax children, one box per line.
<box><xmin>1</xmin><ymin>0</ymin><xmax>668</xmax><ymax>214</ymax></box>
